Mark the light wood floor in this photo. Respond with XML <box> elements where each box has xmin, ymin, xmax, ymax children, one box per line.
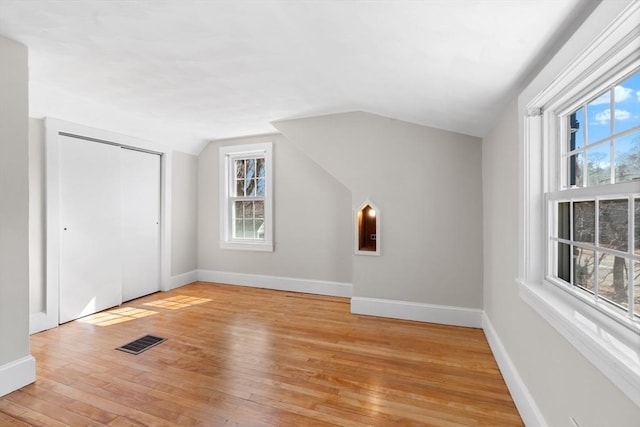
<box><xmin>0</xmin><ymin>282</ymin><xmax>523</xmax><ymax>426</ymax></box>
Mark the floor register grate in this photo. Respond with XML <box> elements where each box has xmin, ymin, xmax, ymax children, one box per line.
<box><xmin>116</xmin><ymin>334</ymin><xmax>166</xmax><ymax>355</ymax></box>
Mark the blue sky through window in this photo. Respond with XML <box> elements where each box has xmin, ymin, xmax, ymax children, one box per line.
<box><xmin>615</xmin><ymin>72</ymin><xmax>640</xmax><ymax>134</ymax></box>
<box><xmin>586</xmin><ymin>72</ymin><xmax>640</xmax><ymax>144</ymax></box>
<box><xmin>569</xmin><ymin>69</ymin><xmax>640</xmax><ymax>187</ymax></box>
<box><xmin>587</xmin><ymin>91</ymin><xmax>611</xmax><ymax>144</ymax></box>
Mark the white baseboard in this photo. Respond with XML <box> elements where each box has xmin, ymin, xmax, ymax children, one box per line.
<box><xmin>482</xmin><ymin>313</ymin><xmax>547</xmax><ymax>427</ymax></box>
<box><xmin>350</xmin><ymin>297</ymin><xmax>483</xmax><ymax>328</ymax></box>
<box><xmin>169</xmin><ymin>270</ymin><xmax>198</xmax><ymax>291</ymax></box>
<box><xmin>197</xmin><ymin>269</ymin><xmax>352</xmax><ymax>297</ymax></box>
<box><xmin>0</xmin><ymin>355</ymin><xmax>36</xmax><ymax>397</ymax></box>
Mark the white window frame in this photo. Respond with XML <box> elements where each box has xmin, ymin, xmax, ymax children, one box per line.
<box><xmin>219</xmin><ymin>142</ymin><xmax>273</xmax><ymax>252</ymax></box>
<box><xmin>547</xmin><ymin>69</ymin><xmax>640</xmax><ymax>319</ymax></box>
<box><xmin>519</xmin><ymin>1</ymin><xmax>640</xmax><ymax>408</ymax></box>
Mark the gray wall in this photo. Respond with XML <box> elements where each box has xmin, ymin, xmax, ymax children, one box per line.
<box><xmin>171</xmin><ymin>151</ymin><xmax>198</xmax><ymax>276</ymax></box>
<box><xmin>275</xmin><ymin>112</ymin><xmax>483</xmax><ymax>308</ymax></box>
<box><xmin>0</xmin><ymin>35</ymin><xmax>31</xmax><ymax>371</ymax></box>
<box><xmin>198</xmin><ymin>133</ymin><xmax>352</xmax><ymax>283</ymax></box>
<box><xmin>28</xmin><ymin>118</ymin><xmax>46</xmax><ymax>314</ymax></box>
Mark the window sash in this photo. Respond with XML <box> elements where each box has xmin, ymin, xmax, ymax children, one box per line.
<box><xmin>559</xmin><ymin>67</ymin><xmax>640</xmax><ymax>190</ymax></box>
<box><xmin>229</xmin><ymin>197</ymin><xmax>266</xmax><ymax>240</ymax></box>
<box><xmin>546</xmin><ymin>179</ymin><xmax>639</xmax><ymax>324</ymax></box>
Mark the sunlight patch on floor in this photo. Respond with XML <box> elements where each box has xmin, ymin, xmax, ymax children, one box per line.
<box><xmin>143</xmin><ymin>295</ymin><xmax>212</xmax><ymax>310</ymax></box>
<box><xmin>77</xmin><ymin>307</ymin><xmax>158</xmax><ymax>326</ymax></box>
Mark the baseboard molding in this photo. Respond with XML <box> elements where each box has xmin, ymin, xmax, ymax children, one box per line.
<box><xmin>169</xmin><ymin>270</ymin><xmax>198</xmax><ymax>291</ymax></box>
<box><xmin>482</xmin><ymin>313</ymin><xmax>547</xmax><ymax>427</ymax></box>
<box><xmin>197</xmin><ymin>269</ymin><xmax>352</xmax><ymax>298</ymax></box>
<box><xmin>350</xmin><ymin>297</ymin><xmax>483</xmax><ymax>328</ymax></box>
<box><xmin>0</xmin><ymin>355</ymin><xmax>36</xmax><ymax>397</ymax></box>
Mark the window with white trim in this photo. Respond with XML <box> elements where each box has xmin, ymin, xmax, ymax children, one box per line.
<box><xmin>519</xmin><ymin>1</ymin><xmax>640</xmax><ymax>407</ymax></box>
<box><xmin>549</xmin><ymin>69</ymin><xmax>640</xmax><ymax>322</ymax></box>
<box><xmin>219</xmin><ymin>143</ymin><xmax>273</xmax><ymax>251</ymax></box>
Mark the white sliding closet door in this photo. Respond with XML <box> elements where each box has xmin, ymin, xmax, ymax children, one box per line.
<box><xmin>59</xmin><ymin>135</ymin><xmax>122</xmax><ymax>324</ymax></box>
<box><xmin>121</xmin><ymin>148</ymin><xmax>161</xmax><ymax>301</ymax></box>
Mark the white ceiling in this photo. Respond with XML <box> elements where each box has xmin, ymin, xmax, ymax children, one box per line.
<box><xmin>0</xmin><ymin>0</ymin><xmax>588</xmax><ymax>154</ymax></box>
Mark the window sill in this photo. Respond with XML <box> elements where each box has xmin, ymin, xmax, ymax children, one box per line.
<box><xmin>220</xmin><ymin>240</ymin><xmax>273</xmax><ymax>252</ymax></box>
<box><xmin>518</xmin><ymin>278</ymin><xmax>640</xmax><ymax>407</ymax></box>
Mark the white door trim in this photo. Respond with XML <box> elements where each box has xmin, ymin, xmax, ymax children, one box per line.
<box><xmin>40</xmin><ymin>118</ymin><xmax>173</xmax><ymax>333</ymax></box>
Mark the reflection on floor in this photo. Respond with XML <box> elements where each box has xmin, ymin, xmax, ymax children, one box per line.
<box><xmin>143</xmin><ymin>295</ymin><xmax>211</xmax><ymax>310</ymax></box>
<box><xmin>77</xmin><ymin>306</ymin><xmax>158</xmax><ymax>326</ymax></box>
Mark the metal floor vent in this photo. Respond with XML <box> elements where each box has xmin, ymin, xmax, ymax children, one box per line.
<box><xmin>116</xmin><ymin>334</ymin><xmax>166</xmax><ymax>355</ymax></box>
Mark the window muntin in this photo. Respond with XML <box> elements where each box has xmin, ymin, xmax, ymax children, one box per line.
<box><xmin>550</xmin><ymin>68</ymin><xmax>640</xmax><ymax>322</ymax></box>
<box><xmin>219</xmin><ymin>143</ymin><xmax>273</xmax><ymax>251</ymax></box>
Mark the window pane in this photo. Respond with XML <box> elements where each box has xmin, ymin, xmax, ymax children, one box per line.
<box><xmin>599</xmin><ymin>199</ymin><xmax>628</xmax><ymax>252</ymax></box>
<box><xmin>587</xmin><ymin>143</ymin><xmax>611</xmax><ymax>186</ymax></box>
<box><xmin>614</xmin><ymin>132</ymin><xmax>640</xmax><ymax>183</ymax></box>
<box><xmin>634</xmin><ymin>261</ymin><xmax>639</xmax><ymax>317</ymax></box>
<box><xmin>569</xmin><ymin>152</ymin><xmax>584</xmax><ymax>187</ymax></box>
<box><xmin>256</xmin><ymin>178</ymin><xmax>265</xmax><ymax>196</ymax></box>
<box><xmin>613</xmin><ymin>71</ymin><xmax>640</xmax><ymax>134</ymax></box>
<box><xmin>558</xmin><ymin>242</ymin><xmax>571</xmax><ymax>283</ymax></box>
<box><xmin>256</xmin><ymin>220</ymin><xmax>265</xmax><ymax>239</ymax></box>
<box><xmin>235</xmin><ymin>179</ymin><xmax>245</xmax><ymax>197</ymax></box>
<box><xmin>235</xmin><ymin>159</ymin><xmax>245</xmax><ymax>179</ymax></box>
<box><xmin>254</xmin><ymin>200</ymin><xmax>264</xmax><ymax>219</ymax></box>
<box><xmin>598</xmin><ymin>254</ymin><xmax>628</xmax><ymax>310</ymax></box>
<box><xmin>244</xmin><ymin>219</ymin><xmax>255</xmax><ymax>238</ymax></box>
<box><xmin>245</xmin><ymin>178</ymin><xmax>256</xmax><ymax>197</ymax></box>
<box><xmin>558</xmin><ymin>202</ymin><xmax>570</xmax><ymax>239</ymax></box>
<box><xmin>243</xmin><ymin>201</ymin><xmax>254</xmax><ymax>219</ymax></box>
<box><xmin>574</xmin><ymin>247</ymin><xmax>595</xmax><ymax>292</ymax></box>
<box><xmin>246</xmin><ymin>159</ymin><xmax>256</xmax><ymax>180</ymax></box>
<box><xmin>569</xmin><ymin>108</ymin><xmax>585</xmax><ymax>150</ymax></box>
<box><xmin>234</xmin><ymin>219</ymin><xmax>244</xmax><ymax>238</ymax></box>
<box><xmin>573</xmin><ymin>201</ymin><xmax>595</xmax><ymax>243</ymax></box>
<box><xmin>256</xmin><ymin>158</ymin><xmax>265</xmax><ymax>179</ymax></box>
<box><xmin>234</xmin><ymin>201</ymin><xmax>243</xmax><ymax>220</ymax></box>
<box><xmin>636</xmin><ymin>198</ymin><xmax>640</xmax><ymax>256</ymax></box>
<box><xmin>587</xmin><ymin>91</ymin><xmax>611</xmax><ymax>144</ymax></box>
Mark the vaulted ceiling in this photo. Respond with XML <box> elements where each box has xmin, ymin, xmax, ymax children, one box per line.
<box><xmin>0</xmin><ymin>0</ymin><xmax>591</xmax><ymax>154</ymax></box>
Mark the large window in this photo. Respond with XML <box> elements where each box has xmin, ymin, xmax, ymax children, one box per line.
<box><xmin>219</xmin><ymin>143</ymin><xmax>273</xmax><ymax>251</ymax></box>
<box><xmin>519</xmin><ymin>1</ymin><xmax>640</xmax><ymax>408</ymax></box>
<box><xmin>549</xmin><ymin>69</ymin><xmax>640</xmax><ymax>322</ymax></box>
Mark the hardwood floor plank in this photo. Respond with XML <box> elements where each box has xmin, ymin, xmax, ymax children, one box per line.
<box><xmin>0</xmin><ymin>411</ymin><xmax>32</xmax><ymax>427</ymax></box>
<box><xmin>1</xmin><ymin>282</ymin><xmax>522</xmax><ymax>426</ymax></box>
<box><xmin>0</xmin><ymin>397</ymin><xmax>78</xmax><ymax>427</ymax></box>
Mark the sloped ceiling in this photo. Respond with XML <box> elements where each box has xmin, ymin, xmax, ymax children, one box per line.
<box><xmin>0</xmin><ymin>0</ymin><xmax>591</xmax><ymax>154</ymax></box>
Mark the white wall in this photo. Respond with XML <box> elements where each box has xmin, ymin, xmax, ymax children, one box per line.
<box><xmin>274</xmin><ymin>112</ymin><xmax>483</xmax><ymax>309</ymax></box>
<box><xmin>198</xmin><ymin>133</ymin><xmax>352</xmax><ymax>286</ymax></box>
<box><xmin>171</xmin><ymin>151</ymin><xmax>198</xmax><ymax>277</ymax></box>
<box><xmin>0</xmin><ymin>35</ymin><xmax>35</xmax><ymax>396</ymax></box>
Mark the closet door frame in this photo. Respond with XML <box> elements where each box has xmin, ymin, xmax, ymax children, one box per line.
<box><xmin>39</xmin><ymin>118</ymin><xmax>173</xmax><ymax>333</ymax></box>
